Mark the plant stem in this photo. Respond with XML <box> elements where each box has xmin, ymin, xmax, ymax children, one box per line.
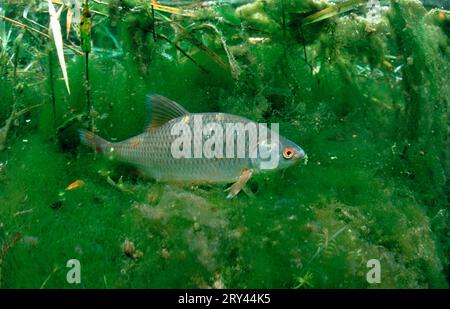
<box><xmin>280</xmin><ymin>0</ymin><xmax>286</xmax><ymax>39</ymax></box>
<box><xmin>0</xmin><ymin>15</ymin><xmax>83</xmax><ymax>55</ymax></box>
<box><xmin>82</xmin><ymin>0</ymin><xmax>93</xmax><ymax>131</ymax></box>
<box><xmin>151</xmin><ymin>2</ymin><xmax>157</xmax><ymax>41</ymax></box>
<box><xmin>48</xmin><ymin>49</ymin><xmax>57</xmax><ymax>128</ymax></box>
<box><xmin>300</xmin><ymin>25</ymin><xmax>313</xmax><ymax>76</ymax></box>
<box><xmin>85</xmin><ymin>51</ymin><xmax>93</xmax><ymax>131</ymax></box>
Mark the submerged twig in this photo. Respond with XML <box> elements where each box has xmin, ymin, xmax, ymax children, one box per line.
<box><xmin>192</xmin><ymin>23</ymin><xmax>241</xmax><ymax>79</ymax></box>
<box><xmin>0</xmin><ymin>103</ymin><xmax>44</xmax><ymax>151</ymax></box>
<box><xmin>302</xmin><ymin>0</ymin><xmax>366</xmax><ymax>25</ymax></box>
<box><xmin>162</xmin><ymin>13</ymin><xmax>230</xmax><ymax>71</ymax></box>
<box><xmin>23</xmin><ymin>5</ymin><xmax>48</xmax><ymax>31</ymax></box>
<box><xmin>40</xmin><ymin>266</ymin><xmax>60</xmax><ymax>289</ymax></box>
<box><xmin>14</xmin><ymin>209</ymin><xmax>34</xmax><ymax>217</ymax></box>
<box><xmin>0</xmin><ymin>29</ymin><xmax>42</xmax><ymax>151</ymax></box>
<box><xmin>0</xmin><ymin>15</ymin><xmax>82</xmax><ymax>55</ymax></box>
<box><xmin>298</xmin><ymin>226</ymin><xmax>347</xmax><ymax>277</ymax></box>
<box><xmin>150</xmin><ymin>1</ymin><xmax>194</xmax><ymax>17</ymax></box>
<box><xmin>157</xmin><ymin>33</ymin><xmax>209</xmax><ymax>74</ymax></box>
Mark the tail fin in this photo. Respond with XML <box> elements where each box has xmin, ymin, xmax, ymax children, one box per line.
<box><xmin>78</xmin><ymin>129</ymin><xmax>110</xmax><ymax>153</ymax></box>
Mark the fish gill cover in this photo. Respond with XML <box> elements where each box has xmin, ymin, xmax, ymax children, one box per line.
<box><xmin>0</xmin><ymin>0</ymin><xmax>448</xmax><ymax>288</ymax></box>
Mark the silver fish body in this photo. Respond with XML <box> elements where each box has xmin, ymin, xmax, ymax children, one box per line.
<box><xmin>80</xmin><ymin>95</ymin><xmax>306</xmax><ymax>196</ymax></box>
<box><xmin>113</xmin><ymin>113</ymin><xmax>255</xmax><ymax>183</ymax></box>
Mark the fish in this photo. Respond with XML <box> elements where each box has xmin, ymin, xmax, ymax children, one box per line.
<box><xmin>79</xmin><ymin>94</ymin><xmax>306</xmax><ymax>198</ymax></box>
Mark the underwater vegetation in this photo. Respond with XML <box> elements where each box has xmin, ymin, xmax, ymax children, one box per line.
<box><xmin>0</xmin><ymin>0</ymin><xmax>448</xmax><ymax>288</ymax></box>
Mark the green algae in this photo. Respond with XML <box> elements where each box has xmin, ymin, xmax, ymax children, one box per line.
<box><xmin>0</xmin><ymin>0</ymin><xmax>449</xmax><ymax>288</ymax></box>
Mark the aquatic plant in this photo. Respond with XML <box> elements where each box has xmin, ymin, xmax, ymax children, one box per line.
<box><xmin>80</xmin><ymin>1</ymin><xmax>93</xmax><ymax>130</ymax></box>
<box><xmin>47</xmin><ymin>0</ymin><xmax>71</xmax><ymax>95</ymax></box>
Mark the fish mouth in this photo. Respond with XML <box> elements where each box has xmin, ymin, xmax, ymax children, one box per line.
<box><xmin>293</xmin><ymin>149</ymin><xmax>306</xmax><ymax>161</ymax></box>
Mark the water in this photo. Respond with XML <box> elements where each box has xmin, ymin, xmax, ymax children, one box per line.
<box><xmin>0</xmin><ymin>0</ymin><xmax>448</xmax><ymax>288</ymax></box>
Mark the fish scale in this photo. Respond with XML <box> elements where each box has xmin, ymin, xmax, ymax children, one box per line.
<box><xmin>113</xmin><ymin>113</ymin><xmax>254</xmax><ymax>183</ymax></box>
<box><xmin>79</xmin><ymin>94</ymin><xmax>305</xmax><ymax>195</ymax></box>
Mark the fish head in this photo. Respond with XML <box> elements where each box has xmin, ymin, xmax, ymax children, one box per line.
<box><xmin>251</xmin><ymin>132</ymin><xmax>306</xmax><ymax>172</ymax></box>
<box><xmin>276</xmin><ymin>135</ymin><xmax>306</xmax><ymax>169</ymax></box>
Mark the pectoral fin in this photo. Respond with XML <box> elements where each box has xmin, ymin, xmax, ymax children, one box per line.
<box><xmin>225</xmin><ymin>169</ymin><xmax>253</xmax><ymax>199</ymax></box>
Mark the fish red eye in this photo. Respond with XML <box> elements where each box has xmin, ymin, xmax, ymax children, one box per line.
<box><xmin>283</xmin><ymin>147</ymin><xmax>294</xmax><ymax>159</ymax></box>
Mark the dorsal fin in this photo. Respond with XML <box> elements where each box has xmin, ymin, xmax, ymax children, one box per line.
<box><xmin>144</xmin><ymin>94</ymin><xmax>190</xmax><ymax>131</ymax></box>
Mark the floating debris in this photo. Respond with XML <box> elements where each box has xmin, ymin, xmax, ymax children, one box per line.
<box><xmin>13</xmin><ymin>208</ymin><xmax>33</xmax><ymax>217</ymax></box>
<box><xmin>248</xmin><ymin>36</ymin><xmax>271</xmax><ymax>44</ymax></box>
<box><xmin>122</xmin><ymin>239</ymin><xmax>135</xmax><ymax>258</ymax></box>
<box><xmin>160</xmin><ymin>248</ymin><xmax>170</xmax><ymax>259</ymax></box>
<box><xmin>65</xmin><ymin>179</ymin><xmax>85</xmax><ymax>191</ymax></box>
<box><xmin>106</xmin><ymin>176</ymin><xmax>134</xmax><ymax>194</ymax></box>
<box><xmin>122</xmin><ymin>239</ymin><xmax>143</xmax><ymax>259</ymax></box>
